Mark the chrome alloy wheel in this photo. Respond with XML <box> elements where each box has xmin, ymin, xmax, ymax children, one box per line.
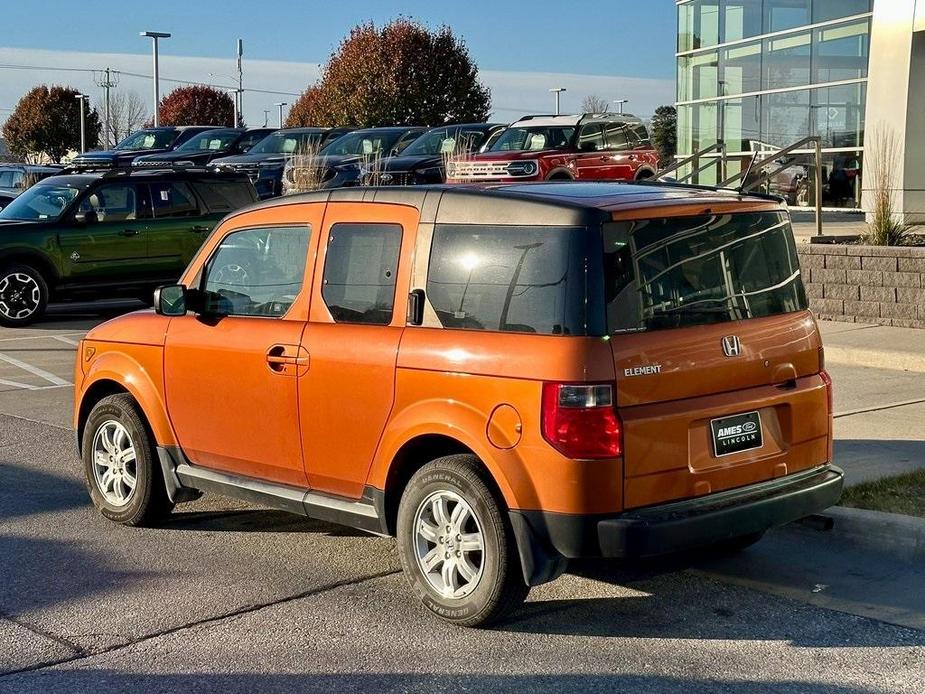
<box><xmin>0</xmin><ymin>272</ymin><xmax>41</xmax><ymax>320</ymax></box>
<box><xmin>92</xmin><ymin>420</ymin><xmax>137</xmax><ymax>507</ymax></box>
<box><xmin>413</xmin><ymin>490</ymin><xmax>485</xmax><ymax>599</ymax></box>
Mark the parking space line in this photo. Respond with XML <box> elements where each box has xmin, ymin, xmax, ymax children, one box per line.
<box><xmin>51</xmin><ymin>335</ymin><xmax>80</xmax><ymax>347</ymax></box>
<box><xmin>0</xmin><ymin>332</ymin><xmax>86</xmax><ymax>343</ymax></box>
<box><xmin>0</xmin><ymin>352</ymin><xmax>71</xmax><ymax>387</ymax></box>
<box><xmin>0</xmin><ymin>378</ymin><xmax>41</xmax><ymax>391</ymax></box>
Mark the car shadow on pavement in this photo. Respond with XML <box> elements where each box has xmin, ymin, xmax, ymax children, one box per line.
<box><xmin>0</xmin><ymin>460</ymin><xmax>87</xmax><ymax>521</ymax></box>
<box><xmin>0</xmin><ymin>671</ymin><xmax>894</xmax><ymax>694</ymax></box>
<box><xmin>499</xmin><ymin>553</ymin><xmax>925</xmax><ymax>647</ymax></box>
<box><xmin>161</xmin><ymin>509</ymin><xmax>371</xmax><ymax>537</ymax></box>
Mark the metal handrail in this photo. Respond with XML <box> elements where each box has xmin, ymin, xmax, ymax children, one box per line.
<box><xmin>657</xmin><ymin>142</ymin><xmax>727</xmax><ymax>183</ymax></box>
<box><xmin>721</xmin><ymin>135</ymin><xmax>824</xmax><ymax>237</ymax></box>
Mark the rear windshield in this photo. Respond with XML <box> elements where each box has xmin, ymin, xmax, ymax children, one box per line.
<box><xmin>601</xmin><ymin>212</ymin><xmax>807</xmax><ymax>333</ymax></box>
<box><xmin>426</xmin><ymin>224</ymin><xmax>597</xmax><ymax>336</ymax></box>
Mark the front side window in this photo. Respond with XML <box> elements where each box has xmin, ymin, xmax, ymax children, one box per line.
<box><xmin>602</xmin><ymin>212</ymin><xmax>807</xmax><ymax>333</ymax></box>
<box><xmin>202</xmin><ymin>225</ymin><xmax>309</xmax><ymax>317</ymax></box>
<box><xmin>151</xmin><ymin>181</ymin><xmax>199</xmax><ymax>219</ymax></box>
<box><xmin>321</xmin><ymin>223</ymin><xmax>401</xmax><ymax>325</ymax></box>
<box><xmin>489</xmin><ymin>127</ymin><xmax>576</xmax><ymax>152</ymax></box>
<box><xmin>426</xmin><ymin>225</ymin><xmax>595</xmax><ymax>336</ymax></box>
<box><xmin>79</xmin><ymin>183</ymin><xmax>146</xmax><ymax>222</ymax></box>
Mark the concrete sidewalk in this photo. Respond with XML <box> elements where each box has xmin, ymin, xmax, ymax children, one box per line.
<box><xmin>820</xmin><ymin>320</ymin><xmax>925</xmax><ymax>374</ymax></box>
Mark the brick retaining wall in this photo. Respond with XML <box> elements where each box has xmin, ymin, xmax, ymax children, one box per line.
<box><xmin>798</xmin><ymin>244</ymin><xmax>925</xmax><ymax>328</ymax></box>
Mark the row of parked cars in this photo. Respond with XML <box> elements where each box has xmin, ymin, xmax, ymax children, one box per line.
<box><xmin>0</xmin><ymin>113</ymin><xmax>659</xmax><ymax>326</ymax></box>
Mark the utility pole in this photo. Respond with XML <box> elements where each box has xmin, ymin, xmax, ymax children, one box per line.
<box><xmin>263</xmin><ymin>109</ymin><xmax>270</xmax><ymax>127</ymax></box>
<box><xmin>275</xmin><ymin>102</ymin><xmax>287</xmax><ymax>128</ymax></box>
<box><xmin>236</xmin><ymin>38</ymin><xmax>244</xmax><ymax>127</ymax></box>
<box><xmin>95</xmin><ymin>68</ymin><xmax>119</xmax><ymax>147</ymax></box>
<box><xmin>141</xmin><ymin>31</ymin><xmax>171</xmax><ymax>127</ymax></box>
<box><xmin>549</xmin><ymin>87</ymin><xmax>567</xmax><ymax>116</ymax></box>
<box><xmin>74</xmin><ymin>94</ymin><xmax>88</xmax><ymax>153</ymax></box>
<box><xmin>613</xmin><ymin>99</ymin><xmax>629</xmax><ymax>115</ymax></box>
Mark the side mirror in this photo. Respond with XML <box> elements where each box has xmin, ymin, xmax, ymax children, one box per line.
<box><xmin>154</xmin><ymin>284</ymin><xmax>188</xmax><ymax>316</ymax></box>
<box><xmin>73</xmin><ymin>210</ymin><xmax>98</xmax><ymax>225</ymax></box>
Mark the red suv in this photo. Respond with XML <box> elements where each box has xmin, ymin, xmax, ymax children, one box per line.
<box><xmin>446</xmin><ymin>114</ymin><xmax>659</xmax><ymax>184</ymax></box>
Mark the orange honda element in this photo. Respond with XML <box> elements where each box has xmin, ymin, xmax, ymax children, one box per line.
<box><xmin>74</xmin><ymin>182</ymin><xmax>842</xmax><ymax>626</ymax></box>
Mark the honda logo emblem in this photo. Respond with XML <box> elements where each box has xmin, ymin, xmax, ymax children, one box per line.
<box><xmin>722</xmin><ymin>335</ymin><xmax>741</xmax><ymax>357</ymax></box>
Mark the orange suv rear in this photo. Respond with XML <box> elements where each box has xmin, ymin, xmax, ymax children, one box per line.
<box><xmin>74</xmin><ymin>182</ymin><xmax>842</xmax><ymax>626</ymax></box>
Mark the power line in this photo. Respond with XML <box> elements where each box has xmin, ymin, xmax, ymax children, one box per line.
<box><xmin>0</xmin><ymin>63</ymin><xmax>301</xmax><ymax>97</ymax></box>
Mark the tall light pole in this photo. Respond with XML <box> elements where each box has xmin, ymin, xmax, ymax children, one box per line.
<box><xmin>549</xmin><ymin>87</ymin><xmax>567</xmax><ymax>116</ymax></box>
<box><xmin>613</xmin><ymin>99</ymin><xmax>629</xmax><ymax>115</ymax></box>
<box><xmin>275</xmin><ymin>102</ymin><xmax>287</xmax><ymax>128</ymax></box>
<box><xmin>74</xmin><ymin>94</ymin><xmax>88</xmax><ymax>154</ymax></box>
<box><xmin>236</xmin><ymin>38</ymin><xmax>244</xmax><ymax>127</ymax></box>
<box><xmin>140</xmin><ymin>31</ymin><xmax>171</xmax><ymax>127</ymax></box>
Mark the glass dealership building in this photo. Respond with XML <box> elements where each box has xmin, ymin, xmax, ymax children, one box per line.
<box><xmin>675</xmin><ymin>0</ymin><xmax>925</xmax><ymax>219</ymax></box>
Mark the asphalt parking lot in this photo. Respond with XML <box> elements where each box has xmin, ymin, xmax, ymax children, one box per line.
<box><xmin>1</xmin><ymin>304</ymin><xmax>923</xmax><ymax>693</ymax></box>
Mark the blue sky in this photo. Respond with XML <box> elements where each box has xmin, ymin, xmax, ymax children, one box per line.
<box><xmin>0</xmin><ymin>1</ymin><xmax>678</xmax><ymax>125</ymax></box>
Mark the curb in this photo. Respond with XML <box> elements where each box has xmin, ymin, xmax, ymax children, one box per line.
<box><xmin>824</xmin><ymin>345</ymin><xmax>925</xmax><ymax>374</ymax></box>
<box><xmin>821</xmin><ymin>506</ymin><xmax>925</xmax><ymax>558</ymax></box>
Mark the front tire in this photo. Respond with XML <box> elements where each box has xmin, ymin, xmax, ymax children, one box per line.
<box><xmin>0</xmin><ymin>263</ymin><xmax>49</xmax><ymax>327</ymax></box>
<box><xmin>397</xmin><ymin>455</ymin><xmax>529</xmax><ymax>627</ymax></box>
<box><xmin>82</xmin><ymin>394</ymin><xmax>173</xmax><ymax>526</ymax></box>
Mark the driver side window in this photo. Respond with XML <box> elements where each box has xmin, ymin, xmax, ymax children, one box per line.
<box><xmin>202</xmin><ymin>225</ymin><xmax>310</xmax><ymax>317</ymax></box>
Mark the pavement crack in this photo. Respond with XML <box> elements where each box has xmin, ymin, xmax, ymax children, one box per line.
<box><xmin>835</xmin><ymin>397</ymin><xmax>925</xmax><ymax>419</ymax></box>
<box><xmin>0</xmin><ymin>567</ymin><xmax>401</xmax><ymax>679</ymax></box>
<box><xmin>0</xmin><ymin>609</ymin><xmax>87</xmax><ymax>659</ymax></box>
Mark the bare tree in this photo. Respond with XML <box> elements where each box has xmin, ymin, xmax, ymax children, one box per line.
<box><xmin>581</xmin><ymin>95</ymin><xmax>610</xmax><ymax>114</ymax></box>
<box><xmin>106</xmin><ymin>90</ymin><xmax>148</xmax><ymax>148</ymax></box>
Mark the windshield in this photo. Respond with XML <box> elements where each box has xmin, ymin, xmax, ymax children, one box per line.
<box><xmin>321</xmin><ymin>130</ymin><xmax>406</xmax><ymax>157</ymax></box>
<box><xmin>489</xmin><ymin>126</ymin><xmax>576</xmax><ymax>152</ymax></box>
<box><xmin>176</xmin><ymin>129</ymin><xmax>241</xmax><ymax>152</ymax></box>
<box><xmin>602</xmin><ymin>212</ymin><xmax>807</xmax><ymax>333</ymax></box>
<box><xmin>402</xmin><ymin>128</ymin><xmax>488</xmax><ymax>157</ymax></box>
<box><xmin>115</xmin><ymin>129</ymin><xmax>179</xmax><ymax>151</ymax></box>
<box><xmin>248</xmin><ymin>131</ymin><xmax>324</xmax><ymax>155</ymax></box>
<box><xmin>0</xmin><ymin>181</ymin><xmax>84</xmax><ymax>221</ymax></box>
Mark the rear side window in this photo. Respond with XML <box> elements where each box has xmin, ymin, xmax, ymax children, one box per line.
<box><xmin>150</xmin><ymin>181</ymin><xmax>199</xmax><ymax>218</ymax></box>
<box><xmin>603</xmin><ymin>124</ymin><xmax>630</xmax><ymax>151</ymax></box>
<box><xmin>192</xmin><ymin>180</ymin><xmax>257</xmax><ymax>213</ymax></box>
<box><xmin>321</xmin><ymin>223</ymin><xmax>401</xmax><ymax>325</ymax></box>
<box><xmin>601</xmin><ymin>212</ymin><xmax>807</xmax><ymax>333</ymax></box>
<box><xmin>426</xmin><ymin>225</ymin><xmax>596</xmax><ymax>336</ymax></box>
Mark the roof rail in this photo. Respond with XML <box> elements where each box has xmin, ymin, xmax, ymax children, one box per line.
<box><xmin>516</xmin><ymin>114</ymin><xmax>561</xmax><ymax>121</ymax></box>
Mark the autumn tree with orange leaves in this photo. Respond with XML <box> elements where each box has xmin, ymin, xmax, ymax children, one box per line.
<box><xmin>157</xmin><ymin>85</ymin><xmax>235</xmax><ymax>127</ymax></box>
<box><xmin>286</xmin><ymin>19</ymin><xmax>491</xmax><ymax>128</ymax></box>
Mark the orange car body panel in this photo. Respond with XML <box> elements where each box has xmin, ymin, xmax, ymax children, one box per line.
<box><xmin>74</xmin><ymin>188</ymin><xmax>831</xmax><ymax>523</ymax></box>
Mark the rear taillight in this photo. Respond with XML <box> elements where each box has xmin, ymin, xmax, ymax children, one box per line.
<box><xmin>820</xmin><ymin>369</ymin><xmax>834</xmax><ymax>461</ymax></box>
<box><xmin>541</xmin><ymin>383</ymin><xmax>622</xmax><ymax>459</ymax></box>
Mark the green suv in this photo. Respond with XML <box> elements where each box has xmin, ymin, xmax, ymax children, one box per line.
<box><xmin>0</xmin><ymin>168</ymin><xmax>258</xmax><ymax>326</ymax></box>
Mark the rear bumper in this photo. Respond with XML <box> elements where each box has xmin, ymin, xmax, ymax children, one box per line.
<box><xmin>510</xmin><ymin>464</ymin><xmax>843</xmax><ymax>583</ymax></box>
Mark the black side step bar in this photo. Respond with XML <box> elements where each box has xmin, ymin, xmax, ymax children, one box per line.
<box><xmin>157</xmin><ymin>447</ymin><xmax>388</xmax><ymax>536</ymax></box>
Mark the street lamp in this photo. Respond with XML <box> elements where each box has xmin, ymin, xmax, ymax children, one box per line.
<box><xmin>549</xmin><ymin>88</ymin><xmax>567</xmax><ymax>116</ymax></box>
<box><xmin>274</xmin><ymin>102</ymin><xmax>287</xmax><ymax>128</ymax></box>
<box><xmin>613</xmin><ymin>99</ymin><xmax>630</xmax><ymax>115</ymax></box>
<box><xmin>140</xmin><ymin>31</ymin><xmax>171</xmax><ymax>127</ymax></box>
<box><xmin>74</xmin><ymin>94</ymin><xmax>89</xmax><ymax>154</ymax></box>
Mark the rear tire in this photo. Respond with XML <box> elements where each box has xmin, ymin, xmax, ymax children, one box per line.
<box><xmin>396</xmin><ymin>455</ymin><xmax>529</xmax><ymax>627</ymax></box>
<box><xmin>0</xmin><ymin>263</ymin><xmax>49</xmax><ymax>327</ymax></box>
<box><xmin>82</xmin><ymin>394</ymin><xmax>174</xmax><ymax>526</ymax></box>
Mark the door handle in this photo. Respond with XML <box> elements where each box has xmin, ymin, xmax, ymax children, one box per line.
<box><xmin>118</xmin><ymin>229</ymin><xmax>140</xmax><ymax>237</ymax></box>
<box><xmin>266</xmin><ymin>344</ymin><xmax>310</xmax><ymax>374</ymax></box>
